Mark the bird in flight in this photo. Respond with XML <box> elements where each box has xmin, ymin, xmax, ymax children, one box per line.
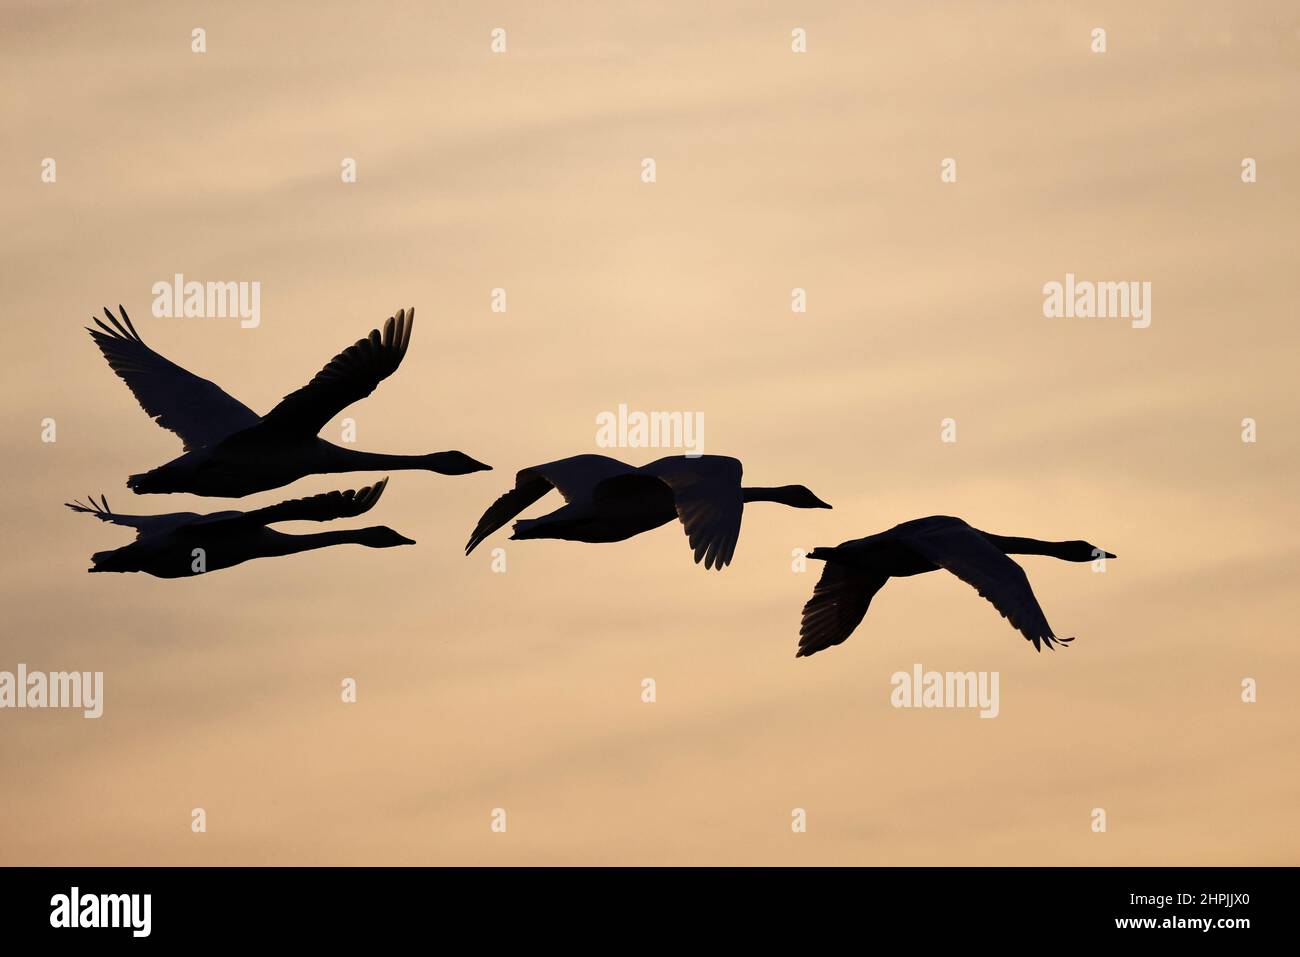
<box><xmin>67</xmin><ymin>478</ymin><xmax>414</xmax><ymax>577</ymax></box>
<box><xmin>797</xmin><ymin>515</ymin><xmax>1115</xmax><ymax>656</ymax></box>
<box><xmin>466</xmin><ymin>454</ymin><xmax>830</xmax><ymax>569</ymax></box>
<box><xmin>86</xmin><ymin>306</ymin><xmax>490</xmax><ymax>497</ymax></box>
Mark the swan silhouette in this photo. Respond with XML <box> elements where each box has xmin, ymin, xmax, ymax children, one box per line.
<box><xmin>798</xmin><ymin>515</ymin><xmax>1115</xmax><ymax>656</ymax></box>
<box><xmin>67</xmin><ymin>478</ymin><xmax>413</xmax><ymax>577</ymax></box>
<box><xmin>466</xmin><ymin>454</ymin><xmax>830</xmax><ymax>569</ymax></box>
<box><xmin>87</xmin><ymin>306</ymin><xmax>490</xmax><ymax>497</ymax></box>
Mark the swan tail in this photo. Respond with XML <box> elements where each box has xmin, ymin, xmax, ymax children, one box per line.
<box><xmin>1039</xmin><ymin>634</ymin><xmax>1075</xmax><ymax>651</ymax></box>
<box><xmin>126</xmin><ymin>466</ymin><xmax>171</xmax><ymax>494</ymax></box>
<box><xmin>88</xmin><ymin>549</ymin><xmax>123</xmax><ymax>573</ymax></box>
<box><xmin>510</xmin><ymin>518</ymin><xmax>541</xmax><ymax>540</ymax></box>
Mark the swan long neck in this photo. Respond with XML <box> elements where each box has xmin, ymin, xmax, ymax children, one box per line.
<box><xmin>270</xmin><ymin>529</ymin><xmax>369</xmax><ymax>555</ymax></box>
<box><xmin>742</xmin><ymin>486</ymin><xmax>797</xmax><ymax>505</ymax></box>
<box><xmin>323</xmin><ymin>447</ymin><xmax>437</xmax><ymax>472</ymax></box>
<box><xmin>982</xmin><ymin>534</ymin><xmax>1072</xmax><ymax>558</ymax></box>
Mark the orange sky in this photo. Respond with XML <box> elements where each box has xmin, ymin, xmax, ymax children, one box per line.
<box><xmin>1</xmin><ymin>0</ymin><xmax>1297</xmax><ymax>865</ymax></box>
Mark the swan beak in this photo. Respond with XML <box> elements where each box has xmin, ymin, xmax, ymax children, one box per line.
<box><xmin>397</xmin><ymin>535</ymin><xmax>417</xmax><ymax>546</ymax></box>
<box><xmin>1103</xmin><ymin>551</ymin><xmax>1116</xmax><ymax>559</ymax></box>
<box><xmin>814</xmin><ymin>497</ymin><xmax>833</xmax><ymax>509</ymax></box>
<box><xmin>431</xmin><ymin>452</ymin><xmax>492</xmax><ymax>474</ymax></box>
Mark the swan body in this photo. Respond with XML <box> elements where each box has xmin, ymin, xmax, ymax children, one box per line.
<box><xmin>67</xmin><ymin>479</ymin><xmax>413</xmax><ymax>578</ymax></box>
<box><xmin>467</xmin><ymin>454</ymin><xmax>830</xmax><ymax>569</ymax></box>
<box><xmin>799</xmin><ymin>515</ymin><xmax>1114</xmax><ymax>656</ymax></box>
<box><xmin>87</xmin><ymin>306</ymin><xmax>490</xmax><ymax>497</ymax></box>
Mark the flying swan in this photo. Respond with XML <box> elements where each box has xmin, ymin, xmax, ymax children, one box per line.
<box><xmin>798</xmin><ymin>515</ymin><xmax>1115</xmax><ymax>656</ymax></box>
<box><xmin>466</xmin><ymin>454</ymin><xmax>831</xmax><ymax>569</ymax></box>
<box><xmin>86</xmin><ymin>306</ymin><xmax>490</xmax><ymax>497</ymax></box>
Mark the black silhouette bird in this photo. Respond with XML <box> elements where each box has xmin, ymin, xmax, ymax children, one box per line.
<box><xmin>67</xmin><ymin>479</ymin><xmax>414</xmax><ymax>577</ymax></box>
<box><xmin>86</xmin><ymin>306</ymin><xmax>490</xmax><ymax>497</ymax></box>
<box><xmin>798</xmin><ymin>515</ymin><xmax>1115</xmax><ymax>656</ymax></box>
<box><xmin>466</xmin><ymin>454</ymin><xmax>830</xmax><ymax>569</ymax></box>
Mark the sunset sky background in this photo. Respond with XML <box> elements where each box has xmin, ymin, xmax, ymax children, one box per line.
<box><xmin>2</xmin><ymin>0</ymin><xmax>1297</xmax><ymax>864</ymax></box>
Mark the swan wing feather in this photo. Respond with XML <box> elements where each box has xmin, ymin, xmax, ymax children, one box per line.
<box><xmin>903</xmin><ymin>521</ymin><xmax>1066</xmax><ymax>650</ymax></box>
<box><xmin>464</xmin><ymin>455</ymin><xmax>634</xmax><ymax>555</ymax></box>
<box><xmin>796</xmin><ymin>562</ymin><xmax>889</xmax><ymax>657</ymax></box>
<box><xmin>258</xmin><ymin>308</ymin><xmax>415</xmax><ymax>438</ymax></box>
<box><xmin>639</xmin><ymin>455</ymin><xmax>744</xmax><ymax>570</ymax></box>
<box><xmin>86</xmin><ymin>306</ymin><xmax>260</xmax><ymax>451</ymax></box>
<box><xmin>220</xmin><ymin>478</ymin><xmax>392</xmax><ymax>528</ymax></box>
<box><xmin>65</xmin><ymin>494</ymin><xmax>200</xmax><ymax>538</ymax></box>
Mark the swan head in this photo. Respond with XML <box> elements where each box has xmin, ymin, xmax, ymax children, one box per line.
<box><xmin>356</xmin><ymin>526</ymin><xmax>417</xmax><ymax>548</ymax></box>
<box><xmin>424</xmin><ymin>451</ymin><xmax>492</xmax><ymax>475</ymax></box>
<box><xmin>750</xmin><ymin>485</ymin><xmax>832</xmax><ymax>509</ymax></box>
<box><xmin>787</xmin><ymin>485</ymin><xmax>832</xmax><ymax>509</ymax></box>
<box><xmin>1064</xmin><ymin>540</ymin><xmax>1116</xmax><ymax>562</ymax></box>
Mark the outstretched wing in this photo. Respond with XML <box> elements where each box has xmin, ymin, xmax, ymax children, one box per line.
<box><xmin>638</xmin><ymin>455</ymin><xmax>744</xmax><ymax>570</ymax></box>
<box><xmin>231</xmin><ymin>478</ymin><xmax>391</xmax><ymax>527</ymax></box>
<box><xmin>902</xmin><ymin>520</ymin><xmax>1069</xmax><ymax>651</ymax></box>
<box><xmin>465</xmin><ymin>455</ymin><xmax>632</xmax><ymax>555</ymax></box>
<box><xmin>258</xmin><ymin>308</ymin><xmax>414</xmax><ymax>438</ymax></box>
<box><xmin>65</xmin><ymin>494</ymin><xmax>201</xmax><ymax>538</ymax></box>
<box><xmin>464</xmin><ymin>472</ymin><xmax>553</xmax><ymax>555</ymax></box>
<box><xmin>797</xmin><ymin>562</ymin><xmax>889</xmax><ymax>658</ymax></box>
<box><xmin>86</xmin><ymin>306</ymin><xmax>260</xmax><ymax>450</ymax></box>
